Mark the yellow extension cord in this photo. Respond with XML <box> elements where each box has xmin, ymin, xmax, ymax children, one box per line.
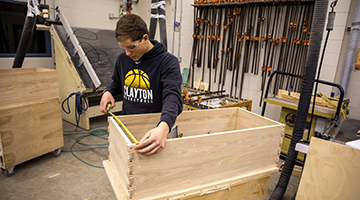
<box><xmin>318</xmin><ymin>92</ymin><xmax>349</xmax><ymax>119</ymax></box>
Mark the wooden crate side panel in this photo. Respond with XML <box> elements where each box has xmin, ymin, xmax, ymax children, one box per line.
<box><xmin>174</xmin><ymin>108</ymin><xmax>238</xmax><ymax>137</ymax></box>
<box><xmin>112</xmin><ymin>113</ymin><xmax>161</xmax><ymax>142</ymax></box>
<box><xmin>108</xmin><ymin>117</ymin><xmax>134</xmax><ymax>197</ymax></box>
<box><xmin>103</xmin><ymin>160</ymin><xmax>273</xmax><ymax>200</ymax></box>
<box><xmin>296</xmin><ymin>138</ymin><xmax>360</xmax><ymax>200</ymax></box>
<box><xmin>115</xmin><ymin>108</ymin><xmax>239</xmax><ymax>140</ymax></box>
<box><xmin>235</xmin><ymin>108</ymin><xmax>280</xmax><ymax>129</ymax></box>
<box><xmin>0</xmin><ymin>99</ymin><xmax>64</xmax><ymax>169</ymax></box>
<box><xmin>129</xmin><ymin>125</ymin><xmax>283</xmax><ymax>199</ymax></box>
<box><xmin>153</xmin><ymin>169</ymin><xmax>275</xmax><ymax>200</ymax></box>
<box><xmin>0</xmin><ymin>68</ymin><xmax>59</xmax><ymax>108</ymax></box>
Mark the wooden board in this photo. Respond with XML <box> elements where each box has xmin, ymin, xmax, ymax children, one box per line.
<box><xmin>0</xmin><ymin>98</ymin><xmax>64</xmax><ymax>169</ymax></box>
<box><xmin>0</xmin><ymin>68</ymin><xmax>59</xmax><ymax>108</ymax></box>
<box><xmin>234</xmin><ymin>108</ymin><xmax>280</xmax><ymax>130</ymax></box>
<box><xmin>128</xmin><ymin>126</ymin><xmax>281</xmax><ymax>199</ymax></box>
<box><xmin>218</xmin><ymin>99</ymin><xmax>252</xmax><ymax>111</ymax></box>
<box><xmin>278</xmin><ymin>89</ymin><xmax>336</xmax><ymax>109</ymax></box>
<box><xmin>105</xmin><ymin>108</ymin><xmax>284</xmax><ymax>199</ymax></box>
<box><xmin>104</xmin><ymin>159</ymin><xmax>273</xmax><ymax>200</ymax></box>
<box><xmin>296</xmin><ymin>137</ymin><xmax>360</xmax><ymax>200</ymax></box>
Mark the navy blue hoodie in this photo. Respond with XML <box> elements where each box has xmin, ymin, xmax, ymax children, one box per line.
<box><xmin>105</xmin><ymin>40</ymin><xmax>183</xmax><ymax>129</ymax></box>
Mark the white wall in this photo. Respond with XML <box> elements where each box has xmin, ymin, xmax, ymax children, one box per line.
<box><xmin>2</xmin><ymin>0</ymin><xmax>357</xmax><ymax>121</ymax></box>
<box><xmin>54</xmin><ymin>0</ymin><xmax>120</xmax><ymax>30</ymax></box>
<box><xmin>334</xmin><ymin>0</ymin><xmax>360</xmax><ymax>120</ymax></box>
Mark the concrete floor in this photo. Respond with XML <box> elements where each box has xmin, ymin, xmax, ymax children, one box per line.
<box><xmin>1</xmin><ymin>115</ymin><xmax>358</xmax><ymax>200</ymax></box>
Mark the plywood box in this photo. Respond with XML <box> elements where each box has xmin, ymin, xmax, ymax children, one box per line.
<box><xmin>296</xmin><ymin>137</ymin><xmax>360</xmax><ymax>200</ymax></box>
<box><xmin>0</xmin><ymin>68</ymin><xmax>64</xmax><ymax>170</ymax></box>
<box><xmin>103</xmin><ymin>107</ymin><xmax>284</xmax><ymax>200</ymax></box>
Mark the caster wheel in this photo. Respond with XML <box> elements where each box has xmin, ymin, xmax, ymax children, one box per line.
<box><xmin>53</xmin><ymin>149</ymin><xmax>61</xmax><ymax>157</ymax></box>
<box><xmin>5</xmin><ymin>167</ymin><xmax>15</xmax><ymax>177</ymax></box>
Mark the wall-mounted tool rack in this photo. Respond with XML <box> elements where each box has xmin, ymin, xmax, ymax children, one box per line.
<box><xmin>189</xmin><ymin>0</ymin><xmax>316</xmax><ymax>104</ymax></box>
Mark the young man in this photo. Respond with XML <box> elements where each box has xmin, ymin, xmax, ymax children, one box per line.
<box><xmin>99</xmin><ymin>14</ymin><xmax>183</xmax><ymax>155</ymax></box>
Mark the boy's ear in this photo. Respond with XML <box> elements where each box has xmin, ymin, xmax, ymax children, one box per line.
<box><xmin>143</xmin><ymin>34</ymin><xmax>149</xmax><ymax>41</ymax></box>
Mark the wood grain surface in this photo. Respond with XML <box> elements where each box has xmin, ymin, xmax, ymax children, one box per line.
<box><xmin>0</xmin><ymin>99</ymin><xmax>63</xmax><ymax>168</ymax></box>
<box><xmin>0</xmin><ymin>68</ymin><xmax>59</xmax><ymax>108</ymax></box>
<box><xmin>106</xmin><ymin>108</ymin><xmax>284</xmax><ymax>199</ymax></box>
<box><xmin>296</xmin><ymin>137</ymin><xmax>360</xmax><ymax>200</ymax></box>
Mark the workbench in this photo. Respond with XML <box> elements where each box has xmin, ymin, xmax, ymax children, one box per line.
<box><xmin>183</xmin><ymin>98</ymin><xmax>252</xmax><ymax>111</ymax></box>
<box><xmin>182</xmin><ymin>86</ymin><xmax>252</xmax><ymax>111</ymax></box>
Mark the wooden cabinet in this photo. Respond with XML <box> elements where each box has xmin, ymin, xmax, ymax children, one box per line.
<box><xmin>0</xmin><ymin>68</ymin><xmax>64</xmax><ymax>172</ymax></box>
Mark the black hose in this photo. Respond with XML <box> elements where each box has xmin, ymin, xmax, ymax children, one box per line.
<box><xmin>269</xmin><ymin>0</ymin><xmax>329</xmax><ymax>199</ymax></box>
<box><xmin>12</xmin><ymin>15</ymin><xmax>37</xmax><ymax>68</ymax></box>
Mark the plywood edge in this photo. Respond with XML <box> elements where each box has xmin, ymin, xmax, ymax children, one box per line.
<box><xmin>50</xmin><ymin>25</ymin><xmax>85</xmax><ymax>91</ymax></box>
<box><xmin>141</xmin><ymin>167</ymin><xmax>277</xmax><ymax>200</ymax></box>
<box><xmin>103</xmin><ymin>160</ymin><xmax>130</xmax><ymax>200</ymax></box>
<box><xmin>0</xmin><ymin>98</ymin><xmax>60</xmax><ymax>111</ymax></box>
<box><xmin>0</xmin><ymin>67</ymin><xmax>55</xmax><ymax>74</ymax></box>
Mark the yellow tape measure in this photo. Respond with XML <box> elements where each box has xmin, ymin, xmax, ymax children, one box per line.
<box><xmin>107</xmin><ymin>104</ymin><xmax>138</xmax><ymax>143</ymax></box>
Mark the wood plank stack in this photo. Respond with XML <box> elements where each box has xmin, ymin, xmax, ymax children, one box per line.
<box><xmin>277</xmin><ymin>89</ymin><xmax>336</xmax><ymax>109</ymax></box>
<box><xmin>103</xmin><ymin>107</ymin><xmax>284</xmax><ymax>200</ymax></box>
<box><xmin>0</xmin><ymin>68</ymin><xmax>64</xmax><ymax>170</ymax></box>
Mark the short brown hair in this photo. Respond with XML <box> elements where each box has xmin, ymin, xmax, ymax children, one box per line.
<box><xmin>115</xmin><ymin>14</ymin><xmax>149</xmax><ymax>42</ymax></box>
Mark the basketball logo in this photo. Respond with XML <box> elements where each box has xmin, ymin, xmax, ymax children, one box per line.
<box><xmin>124</xmin><ymin>69</ymin><xmax>150</xmax><ymax>90</ymax></box>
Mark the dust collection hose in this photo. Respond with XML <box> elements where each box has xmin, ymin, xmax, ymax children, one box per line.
<box><xmin>269</xmin><ymin>0</ymin><xmax>329</xmax><ymax>199</ymax></box>
<box><xmin>12</xmin><ymin>16</ymin><xmax>37</xmax><ymax>68</ymax></box>
<box><xmin>12</xmin><ymin>0</ymin><xmax>41</xmax><ymax>68</ymax></box>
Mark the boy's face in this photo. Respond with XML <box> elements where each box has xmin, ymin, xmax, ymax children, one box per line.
<box><xmin>119</xmin><ymin>35</ymin><xmax>148</xmax><ymax>61</ymax></box>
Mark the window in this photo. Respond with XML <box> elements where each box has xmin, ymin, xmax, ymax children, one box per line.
<box><xmin>0</xmin><ymin>0</ymin><xmax>51</xmax><ymax>57</ymax></box>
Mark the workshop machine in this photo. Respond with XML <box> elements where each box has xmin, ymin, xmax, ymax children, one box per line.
<box><xmin>45</xmin><ymin>8</ymin><xmax>124</xmax><ymax>130</ymax></box>
<box><xmin>262</xmin><ymin>71</ymin><xmax>349</xmax><ymax>163</ymax></box>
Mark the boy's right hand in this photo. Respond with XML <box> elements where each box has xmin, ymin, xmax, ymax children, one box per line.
<box><xmin>100</xmin><ymin>91</ymin><xmax>115</xmax><ymax>114</ymax></box>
